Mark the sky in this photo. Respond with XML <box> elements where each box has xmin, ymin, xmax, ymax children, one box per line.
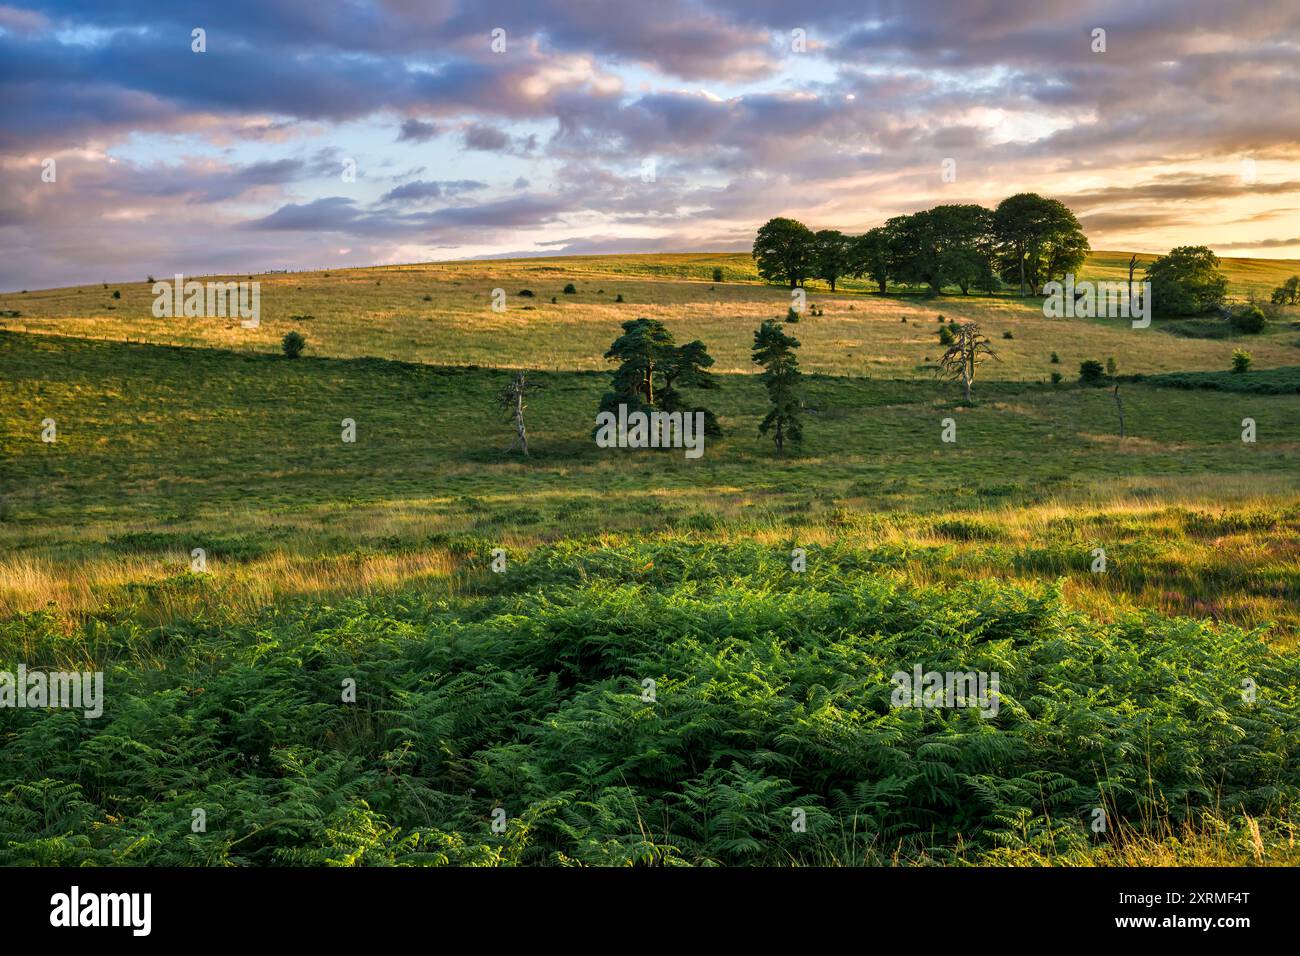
<box><xmin>2</xmin><ymin>0</ymin><xmax>1299</xmax><ymax>290</ymax></box>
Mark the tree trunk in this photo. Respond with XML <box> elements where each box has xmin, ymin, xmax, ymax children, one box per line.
<box><xmin>1113</xmin><ymin>383</ymin><xmax>1125</xmax><ymax>439</ymax></box>
<box><xmin>829</xmin><ymin>277</ymin><xmax>836</xmax><ymax>291</ymax></box>
<box><xmin>1018</xmin><ymin>241</ymin><xmax>1026</xmax><ymax>296</ymax></box>
<box><xmin>878</xmin><ymin>279</ymin><xmax>887</xmax><ymax>294</ymax></box>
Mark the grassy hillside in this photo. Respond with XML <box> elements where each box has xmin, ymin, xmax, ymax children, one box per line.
<box><xmin>2</xmin><ymin>252</ymin><xmax>1298</xmax><ymax>866</ymax></box>
<box><xmin>2</xmin><ymin>253</ymin><xmax>1298</xmax><ymax>377</ymax></box>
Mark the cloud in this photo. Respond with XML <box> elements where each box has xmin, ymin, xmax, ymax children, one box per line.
<box><xmin>5</xmin><ymin>0</ymin><xmax>1300</xmax><ymax>288</ymax></box>
<box><xmin>379</xmin><ymin>179</ymin><xmax>488</xmax><ymax>202</ymax></box>
<box><xmin>396</xmin><ymin>118</ymin><xmax>440</xmax><ymax>143</ymax></box>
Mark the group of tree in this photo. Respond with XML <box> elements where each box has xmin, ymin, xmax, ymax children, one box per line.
<box><xmin>752</xmin><ymin>193</ymin><xmax>1090</xmax><ymax>296</ymax></box>
<box><xmin>598</xmin><ymin>318</ymin><xmax>722</xmax><ymax>436</ymax></box>
<box><xmin>496</xmin><ymin>317</ymin><xmax>808</xmax><ymax>459</ymax></box>
<box><xmin>592</xmin><ymin>318</ymin><xmax>806</xmax><ymax>455</ymax></box>
<box><xmin>1270</xmin><ymin>274</ymin><xmax>1300</xmax><ymax>305</ymax></box>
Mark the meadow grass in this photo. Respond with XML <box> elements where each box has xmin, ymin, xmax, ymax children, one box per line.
<box><xmin>1</xmin><ymin>253</ymin><xmax>1298</xmax><ymax>865</ymax></box>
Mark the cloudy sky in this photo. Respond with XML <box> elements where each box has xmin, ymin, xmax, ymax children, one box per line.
<box><xmin>3</xmin><ymin>0</ymin><xmax>1299</xmax><ymax>290</ymax></box>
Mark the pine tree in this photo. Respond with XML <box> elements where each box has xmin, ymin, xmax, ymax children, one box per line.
<box><xmin>752</xmin><ymin>319</ymin><xmax>804</xmax><ymax>454</ymax></box>
<box><xmin>599</xmin><ymin>319</ymin><xmax>721</xmax><ymax>434</ymax></box>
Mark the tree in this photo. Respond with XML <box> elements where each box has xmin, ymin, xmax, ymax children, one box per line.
<box><xmin>753</xmin><ymin>217</ymin><xmax>816</xmax><ymax>288</ymax></box>
<box><xmin>993</xmin><ymin>193</ymin><xmax>1089</xmax><ymax>295</ymax></box>
<box><xmin>885</xmin><ymin>211</ymin><xmax>944</xmax><ymax>293</ymax></box>
<box><xmin>813</xmin><ymin>229</ymin><xmax>852</xmax><ymax>291</ymax></box>
<box><xmin>598</xmin><ymin>318</ymin><xmax>721</xmax><ymax>435</ymax></box>
<box><xmin>660</xmin><ymin>338</ymin><xmax>721</xmax><ymax>435</ymax></box>
<box><xmin>752</xmin><ymin>320</ymin><xmax>804</xmax><ymax>454</ymax></box>
<box><xmin>497</xmin><ymin>370</ymin><xmax>542</xmax><ymax>456</ymax></box>
<box><xmin>931</xmin><ymin>204</ymin><xmax>995</xmax><ymax>294</ymax></box>
<box><xmin>1145</xmin><ymin>246</ymin><xmax>1228</xmax><ymax>316</ymax></box>
<box><xmin>848</xmin><ymin>227</ymin><xmax>892</xmax><ymax>293</ymax></box>
<box><xmin>937</xmin><ymin>322</ymin><xmax>998</xmax><ymax>403</ymax></box>
<box><xmin>1270</xmin><ymin>275</ymin><xmax>1298</xmax><ymax>305</ymax></box>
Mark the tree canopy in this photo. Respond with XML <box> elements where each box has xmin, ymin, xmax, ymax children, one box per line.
<box><xmin>752</xmin><ymin>217</ymin><xmax>816</xmax><ymax>288</ymax></box>
<box><xmin>1145</xmin><ymin>246</ymin><xmax>1228</xmax><ymax>316</ymax></box>
<box><xmin>756</xmin><ymin>193</ymin><xmax>1088</xmax><ymax>297</ymax></box>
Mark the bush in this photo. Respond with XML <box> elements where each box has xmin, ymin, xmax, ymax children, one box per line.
<box><xmin>1232</xmin><ymin>304</ymin><xmax>1267</xmax><ymax>334</ymax></box>
<box><xmin>712</xmin><ymin>267</ymin><xmax>724</xmax><ymax>283</ymax></box>
<box><xmin>786</xmin><ymin>306</ymin><xmax>801</xmax><ymax>323</ymax></box>
<box><xmin>112</xmin><ymin>290</ymin><xmax>121</xmax><ymax>299</ymax></box>
<box><xmin>1232</xmin><ymin>349</ymin><xmax>1253</xmax><ymax>373</ymax></box>
<box><xmin>1002</xmin><ymin>330</ymin><xmax>1014</xmax><ymax>339</ymax></box>
<box><xmin>1079</xmin><ymin>360</ymin><xmax>1106</xmax><ymax>385</ymax></box>
<box><xmin>563</xmin><ymin>283</ymin><xmax>576</xmax><ymax>294</ymax></box>
<box><xmin>517</xmin><ymin>289</ymin><xmax>534</xmax><ymax>297</ymax></box>
<box><xmin>938</xmin><ymin>325</ymin><xmax>955</xmax><ymax>346</ymax></box>
<box><xmin>1050</xmin><ymin>352</ymin><xmax>1060</xmax><ymax>364</ymax></box>
<box><xmin>615</xmin><ymin>294</ymin><xmax>624</xmax><ymax>303</ymax></box>
<box><xmin>1050</xmin><ymin>371</ymin><xmax>1063</xmax><ymax>384</ymax></box>
<box><xmin>281</xmin><ymin>331</ymin><xmax>306</xmax><ymax>359</ymax></box>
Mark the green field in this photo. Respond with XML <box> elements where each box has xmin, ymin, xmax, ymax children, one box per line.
<box><xmin>2</xmin><ymin>252</ymin><xmax>1299</xmax><ymax>865</ymax></box>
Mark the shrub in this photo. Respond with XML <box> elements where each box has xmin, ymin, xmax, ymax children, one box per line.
<box><xmin>563</xmin><ymin>283</ymin><xmax>576</xmax><ymax>294</ymax></box>
<box><xmin>1079</xmin><ymin>359</ymin><xmax>1106</xmax><ymax>385</ymax></box>
<box><xmin>1232</xmin><ymin>304</ymin><xmax>1267</xmax><ymax>334</ymax></box>
<box><xmin>518</xmin><ymin>289</ymin><xmax>535</xmax><ymax>297</ymax></box>
<box><xmin>281</xmin><ymin>331</ymin><xmax>306</xmax><ymax>358</ymax></box>
<box><xmin>786</xmin><ymin>306</ymin><xmax>801</xmax><ymax>323</ymax></box>
<box><xmin>1232</xmin><ymin>349</ymin><xmax>1253</xmax><ymax>373</ymax></box>
<box><xmin>422</xmin><ymin>294</ymin><xmax>432</xmax><ymax>302</ymax></box>
<box><xmin>712</xmin><ymin>267</ymin><xmax>724</xmax><ymax>283</ymax></box>
<box><xmin>112</xmin><ymin>290</ymin><xmax>121</xmax><ymax>299</ymax></box>
<box><xmin>938</xmin><ymin>325</ymin><xmax>955</xmax><ymax>346</ymax></box>
<box><xmin>1050</xmin><ymin>352</ymin><xmax>1060</xmax><ymax>364</ymax></box>
<box><xmin>147</xmin><ymin>276</ymin><xmax>156</xmax><ymax>284</ymax></box>
<box><xmin>1050</xmin><ymin>371</ymin><xmax>1063</xmax><ymax>384</ymax></box>
<box><xmin>1002</xmin><ymin>330</ymin><xmax>1013</xmax><ymax>339</ymax></box>
<box><xmin>615</xmin><ymin>294</ymin><xmax>624</xmax><ymax>303</ymax></box>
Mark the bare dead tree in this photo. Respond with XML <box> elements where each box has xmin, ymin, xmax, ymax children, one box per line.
<box><xmin>937</xmin><ymin>321</ymin><xmax>1000</xmax><ymax>403</ymax></box>
<box><xmin>1127</xmin><ymin>253</ymin><xmax>1139</xmax><ymax>299</ymax></box>
<box><xmin>1107</xmin><ymin>358</ymin><xmax>1126</xmax><ymax>439</ymax></box>
<box><xmin>497</xmin><ymin>370</ymin><xmax>541</xmax><ymax>456</ymax></box>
